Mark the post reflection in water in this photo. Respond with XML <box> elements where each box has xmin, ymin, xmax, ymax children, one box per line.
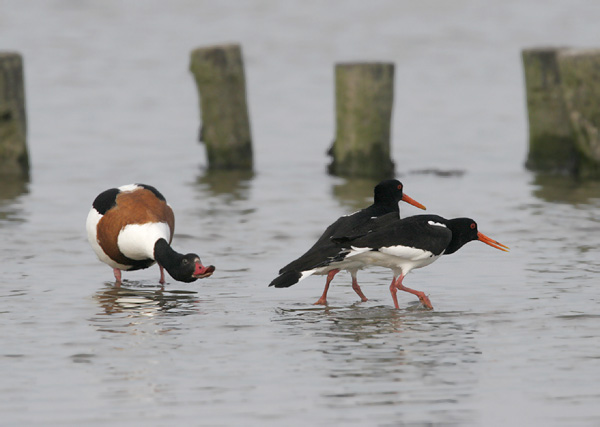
<box><xmin>331</xmin><ymin>178</ymin><xmax>379</xmax><ymax>212</ymax></box>
<box><xmin>196</xmin><ymin>169</ymin><xmax>254</xmax><ymax>200</ymax></box>
<box><xmin>531</xmin><ymin>173</ymin><xmax>600</xmax><ymax>204</ymax></box>
<box><xmin>0</xmin><ymin>175</ymin><xmax>29</xmax><ymax>224</ymax></box>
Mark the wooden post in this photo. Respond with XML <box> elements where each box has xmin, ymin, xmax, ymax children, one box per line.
<box><xmin>557</xmin><ymin>48</ymin><xmax>600</xmax><ymax>178</ymax></box>
<box><xmin>189</xmin><ymin>44</ymin><xmax>253</xmax><ymax>170</ymax></box>
<box><xmin>522</xmin><ymin>48</ymin><xmax>576</xmax><ymax>173</ymax></box>
<box><xmin>0</xmin><ymin>52</ymin><xmax>29</xmax><ymax>177</ymax></box>
<box><xmin>328</xmin><ymin>62</ymin><xmax>395</xmax><ymax>179</ymax></box>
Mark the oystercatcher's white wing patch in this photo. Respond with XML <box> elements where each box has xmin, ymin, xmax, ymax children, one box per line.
<box><xmin>428</xmin><ymin>220</ymin><xmax>446</xmax><ymax>228</ymax></box>
<box><xmin>299</xmin><ymin>269</ymin><xmax>317</xmax><ymax>282</ymax></box>
<box><xmin>378</xmin><ymin>245</ymin><xmax>433</xmax><ymax>261</ymax></box>
<box><xmin>347</xmin><ymin>246</ymin><xmax>372</xmax><ymax>258</ymax></box>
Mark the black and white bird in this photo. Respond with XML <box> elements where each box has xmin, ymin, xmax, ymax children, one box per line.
<box><xmin>86</xmin><ymin>183</ymin><xmax>215</xmax><ymax>285</ymax></box>
<box><xmin>268</xmin><ymin>179</ymin><xmax>426</xmax><ymax>305</ymax></box>
<box><xmin>329</xmin><ymin>214</ymin><xmax>509</xmax><ymax>309</ymax></box>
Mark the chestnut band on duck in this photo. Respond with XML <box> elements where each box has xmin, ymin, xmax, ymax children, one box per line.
<box><xmin>86</xmin><ymin>183</ymin><xmax>215</xmax><ymax>284</ymax></box>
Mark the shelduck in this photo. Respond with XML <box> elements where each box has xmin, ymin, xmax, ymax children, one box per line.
<box><xmin>86</xmin><ymin>183</ymin><xmax>215</xmax><ymax>285</ymax></box>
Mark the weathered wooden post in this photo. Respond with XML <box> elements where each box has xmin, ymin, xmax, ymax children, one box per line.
<box><xmin>557</xmin><ymin>48</ymin><xmax>600</xmax><ymax>178</ymax></box>
<box><xmin>189</xmin><ymin>44</ymin><xmax>253</xmax><ymax>170</ymax></box>
<box><xmin>328</xmin><ymin>62</ymin><xmax>395</xmax><ymax>179</ymax></box>
<box><xmin>0</xmin><ymin>52</ymin><xmax>29</xmax><ymax>177</ymax></box>
<box><xmin>522</xmin><ymin>47</ymin><xmax>576</xmax><ymax>173</ymax></box>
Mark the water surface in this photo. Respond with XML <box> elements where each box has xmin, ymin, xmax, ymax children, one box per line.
<box><xmin>1</xmin><ymin>1</ymin><xmax>600</xmax><ymax>425</ymax></box>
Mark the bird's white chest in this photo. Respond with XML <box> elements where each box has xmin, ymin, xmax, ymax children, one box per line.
<box><xmin>117</xmin><ymin>222</ymin><xmax>171</xmax><ymax>260</ymax></box>
<box><xmin>354</xmin><ymin>244</ymin><xmax>442</xmax><ymax>273</ymax></box>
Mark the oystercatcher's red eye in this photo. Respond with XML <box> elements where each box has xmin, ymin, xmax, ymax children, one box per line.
<box><xmin>470</xmin><ymin>223</ymin><xmax>476</xmax><ymax>229</ymax></box>
<box><xmin>397</xmin><ymin>184</ymin><xmax>403</xmax><ymax>190</ymax></box>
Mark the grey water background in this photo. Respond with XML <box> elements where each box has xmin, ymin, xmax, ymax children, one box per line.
<box><xmin>1</xmin><ymin>1</ymin><xmax>600</xmax><ymax>425</ymax></box>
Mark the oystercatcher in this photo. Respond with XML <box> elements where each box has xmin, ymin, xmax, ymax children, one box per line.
<box><xmin>268</xmin><ymin>179</ymin><xmax>426</xmax><ymax>305</ymax></box>
<box><xmin>330</xmin><ymin>214</ymin><xmax>509</xmax><ymax>309</ymax></box>
<box><xmin>86</xmin><ymin>184</ymin><xmax>215</xmax><ymax>285</ymax></box>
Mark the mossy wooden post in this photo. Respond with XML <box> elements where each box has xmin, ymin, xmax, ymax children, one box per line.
<box><xmin>189</xmin><ymin>44</ymin><xmax>253</xmax><ymax>170</ymax></box>
<box><xmin>0</xmin><ymin>52</ymin><xmax>29</xmax><ymax>177</ymax></box>
<box><xmin>328</xmin><ymin>62</ymin><xmax>395</xmax><ymax>179</ymax></box>
<box><xmin>522</xmin><ymin>48</ymin><xmax>576</xmax><ymax>173</ymax></box>
<box><xmin>557</xmin><ymin>48</ymin><xmax>600</xmax><ymax>179</ymax></box>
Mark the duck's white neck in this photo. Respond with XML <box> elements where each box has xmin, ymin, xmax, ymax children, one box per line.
<box><xmin>117</xmin><ymin>222</ymin><xmax>171</xmax><ymax>260</ymax></box>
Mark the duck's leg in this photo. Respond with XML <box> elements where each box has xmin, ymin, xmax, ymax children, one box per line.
<box><xmin>113</xmin><ymin>268</ymin><xmax>122</xmax><ymax>286</ymax></box>
<box><xmin>314</xmin><ymin>269</ymin><xmax>340</xmax><ymax>306</ymax></box>
<box><xmin>394</xmin><ymin>274</ymin><xmax>433</xmax><ymax>310</ymax></box>
<box><xmin>159</xmin><ymin>265</ymin><xmax>165</xmax><ymax>285</ymax></box>
<box><xmin>350</xmin><ymin>271</ymin><xmax>368</xmax><ymax>302</ymax></box>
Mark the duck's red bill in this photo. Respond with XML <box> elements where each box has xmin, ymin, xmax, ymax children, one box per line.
<box><xmin>194</xmin><ymin>264</ymin><xmax>215</xmax><ymax>279</ymax></box>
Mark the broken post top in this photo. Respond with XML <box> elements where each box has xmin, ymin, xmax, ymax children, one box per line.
<box><xmin>336</xmin><ymin>61</ymin><xmax>394</xmax><ymax>67</ymax></box>
<box><xmin>189</xmin><ymin>43</ymin><xmax>253</xmax><ymax>170</ymax></box>
<box><xmin>0</xmin><ymin>51</ymin><xmax>23</xmax><ymax>59</ymax></box>
<box><xmin>329</xmin><ymin>62</ymin><xmax>395</xmax><ymax>179</ymax></box>
<box><xmin>190</xmin><ymin>44</ymin><xmax>244</xmax><ymax>78</ymax></box>
<box><xmin>522</xmin><ymin>46</ymin><xmax>600</xmax><ymax>178</ymax></box>
<box><xmin>0</xmin><ymin>51</ymin><xmax>29</xmax><ymax>177</ymax></box>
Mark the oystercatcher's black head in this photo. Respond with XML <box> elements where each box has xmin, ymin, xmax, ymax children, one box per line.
<box><xmin>445</xmin><ymin>218</ymin><xmax>509</xmax><ymax>255</ymax></box>
<box><xmin>374</xmin><ymin>179</ymin><xmax>426</xmax><ymax>210</ymax></box>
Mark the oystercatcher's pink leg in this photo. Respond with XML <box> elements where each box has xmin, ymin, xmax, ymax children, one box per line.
<box><xmin>389</xmin><ymin>276</ymin><xmax>400</xmax><ymax>309</ymax></box>
<box><xmin>394</xmin><ymin>274</ymin><xmax>433</xmax><ymax>310</ymax></box>
<box><xmin>314</xmin><ymin>269</ymin><xmax>340</xmax><ymax>305</ymax></box>
<box><xmin>351</xmin><ymin>272</ymin><xmax>368</xmax><ymax>302</ymax></box>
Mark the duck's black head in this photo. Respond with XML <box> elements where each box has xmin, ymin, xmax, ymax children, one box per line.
<box><xmin>154</xmin><ymin>239</ymin><xmax>215</xmax><ymax>283</ymax></box>
<box><xmin>169</xmin><ymin>253</ymin><xmax>216</xmax><ymax>283</ymax></box>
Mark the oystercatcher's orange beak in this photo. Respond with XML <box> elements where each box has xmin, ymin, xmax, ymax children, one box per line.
<box><xmin>477</xmin><ymin>232</ymin><xmax>510</xmax><ymax>252</ymax></box>
<box><xmin>401</xmin><ymin>193</ymin><xmax>426</xmax><ymax>210</ymax></box>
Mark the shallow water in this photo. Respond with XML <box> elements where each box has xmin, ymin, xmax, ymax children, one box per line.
<box><xmin>2</xmin><ymin>1</ymin><xmax>600</xmax><ymax>426</ymax></box>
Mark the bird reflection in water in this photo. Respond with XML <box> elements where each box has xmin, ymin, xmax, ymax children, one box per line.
<box><xmin>274</xmin><ymin>304</ymin><xmax>413</xmax><ymax>340</ymax></box>
<box><xmin>94</xmin><ymin>282</ymin><xmax>200</xmax><ymax>318</ymax></box>
<box><xmin>274</xmin><ymin>303</ymin><xmax>481</xmax><ymax>413</ymax></box>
